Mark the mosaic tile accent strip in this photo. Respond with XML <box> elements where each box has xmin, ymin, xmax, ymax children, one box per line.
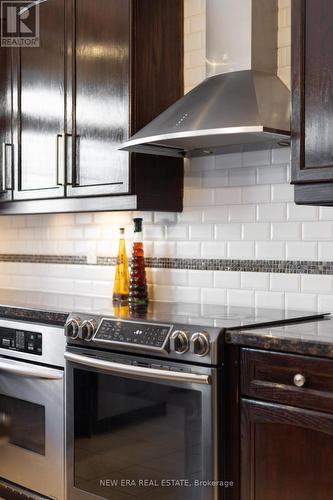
<box><xmin>98</xmin><ymin>257</ymin><xmax>333</xmax><ymax>275</ymax></box>
<box><xmin>0</xmin><ymin>254</ymin><xmax>87</xmax><ymax>265</ymax></box>
<box><xmin>0</xmin><ymin>254</ymin><xmax>333</xmax><ymax>275</ymax></box>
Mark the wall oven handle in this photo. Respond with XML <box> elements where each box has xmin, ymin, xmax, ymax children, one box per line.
<box><xmin>0</xmin><ymin>359</ymin><xmax>63</xmax><ymax>380</ymax></box>
<box><xmin>65</xmin><ymin>352</ymin><xmax>211</xmax><ymax>385</ymax></box>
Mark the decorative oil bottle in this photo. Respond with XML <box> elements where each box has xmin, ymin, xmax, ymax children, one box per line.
<box><xmin>112</xmin><ymin>228</ymin><xmax>129</xmax><ymax>304</ymax></box>
<box><xmin>129</xmin><ymin>218</ymin><xmax>148</xmax><ymax>308</ymax></box>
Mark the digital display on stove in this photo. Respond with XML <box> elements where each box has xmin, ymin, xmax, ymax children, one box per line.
<box><xmin>94</xmin><ymin>319</ymin><xmax>172</xmax><ymax>349</ymax></box>
<box><xmin>0</xmin><ymin>327</ymin><xmax>42</xmax><ymax>355</ymax></box>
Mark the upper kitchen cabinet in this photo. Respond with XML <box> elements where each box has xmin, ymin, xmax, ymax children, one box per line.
<box><xmin>292</xmin><ymin>0</ymin><xmax>333</xmax><ymax>205</ymax></box>
<box><xmin>13</xmin><ymin>0</ymin><xmax>65</xmax><ymax>201</ymax></box>
<box><xmin>0</xmin><ymin>0</ymin><xmax>183</xmax><ymax>214</ymax></box>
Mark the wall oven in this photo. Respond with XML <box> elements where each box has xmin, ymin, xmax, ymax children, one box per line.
<box><xmin>65</xmin><ymin>314</ymin><xmax>224</xmax><ymax>500</ymax></box>
<box><xmin>0</xmin><ymin>319</ymin><xmax>66</xmax><ymax>500</ymax></box>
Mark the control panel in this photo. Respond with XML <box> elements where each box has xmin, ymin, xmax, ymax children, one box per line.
<box><xmin>93</xmin><ymin>319</ymin><xmax>172</xmax><ymax>350</ymax></box>
<box><xmin>0</xmin><ymin>327</ymin><xmax>42</xmax><ymax>355</ymax></box>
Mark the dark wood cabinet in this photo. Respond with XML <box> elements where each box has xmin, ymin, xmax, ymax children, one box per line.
<box><xmin>0</xmin><ymin>0</ymin><xmax>183</xmax><ymax>213</ymax></box>
<box><xmin>13</xmin><ymin>0</ymin><xmax>65</xmax><ymax>201</ymax></box>
<box><xmin>239</xmin><ymin>348</ymin><xmax>333</xmax><ymax>500</ymax></box>
<box><xmin>292</xmin><ymin>0</ymin><xmax>333</xmax><ymax>204</ymax></box>
<box><xmin>241</xmin><ymin>399</ymin><xmax>333</xmax><ymax>500</ymax></box>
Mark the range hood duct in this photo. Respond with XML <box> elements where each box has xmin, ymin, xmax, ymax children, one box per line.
<box><xmin>120</xmin><ymin>0</ymin><xmax>290</xmax><ymax>158</ymax></box>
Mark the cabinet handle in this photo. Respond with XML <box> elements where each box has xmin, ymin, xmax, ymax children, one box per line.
<box><xmin>56</xmin><ymin>134</ymin><xmax>64</xmax><ymax>186</ymax></box>
<box><xmin>293</xmin><ymin>373</ymin><xmax>306</xmax><ymax>387</ymax></box>
<box><xmin>1</xmin><ymin>143</ymin><xmax>13</xmax><ymax>192</ymax></box>
<box><xmin>0</xmin><ymin>413</ymin><xmax>11</xmax><ymax>446</ymax></box>
<box><xmin>66</xmin><ymin>134</ymin><xmax>80</xmax><ymax>186</ymax></box>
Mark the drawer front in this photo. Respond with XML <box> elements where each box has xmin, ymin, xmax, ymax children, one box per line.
<box><xmin>241</xmin><ymin>348</ymin><xmax>333</xmax><ymax>413</ymax></box>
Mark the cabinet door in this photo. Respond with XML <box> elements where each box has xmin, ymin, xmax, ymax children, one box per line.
<box><xmin>0</xmin><ymin>46</ymin><xmax>13</xmax><ymax>202</ymax></box>
<box><xmin>66</xmin><ymin>0</ymin><xmax>130</xmax><ymax>198</ymax></box>
<box><xmin>241</xmin><ymin>399</ymin><xmax>333</xmax><ymax>500</ymax></box>
<box><xmin>13</xmin><ymin>0</ymin><xmax>65</xmax><ymax>200</ymax></box>
<box><xmin>292</xmin><ymin>0</ymin><xmax>333</xmax><ymax>184</ymax></box>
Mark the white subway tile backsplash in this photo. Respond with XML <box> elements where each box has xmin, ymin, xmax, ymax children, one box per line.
<box><xmin>271</xmin><ymin>184</ymin><xmax>294</xmax><ymax>202</ymax></box>
<box><xmin>272</xmin><ymin>222</ymin><xmax>301</xmax><ymax>241</ymax></box>
<box><xmin>154</xmin><ymin>212</ymin><xmax>178</xmax><ymax>224</ymax></box>
<box><xmin>227</xmin><ymin>290</ymin><xmax>255</xmax><ymax>307</ymax></box>
<box><xmin>215</xmin><ymin>187</ymin><xmax>242</xmax><ymax>205</ymax></box>
<box><xmin>257</xmin><ymin>203</ymin><xmax>286</xmax><ymax>222</ymax></box>
<box><xmin>256</xmin><ymin>242</ymin><xmax>285</xmax><ymax>260</ymax></box>
<box><xmin>184</xmin><ymin>188</ymin><xmax>215</xmax><ymax>206</ymax></box>
<box><xmin>318</xmin><ymin>242</ymin><xmax>333</xmax><ymax>261</ymax></box>
<box><xmin>255</xmin><ymin>291</ymin><xmax>285</xmax><ymax>309</ymax></box>
<box><xmin>243</xmin><ymin>150</ymin><xmax>271</xmax><ymax>167</ymax></box>
<box><xmin>166</xmin><ymin>225</ymin><xmax>188</xmax><ymax>241</ymax></box>
<box><xmin>271</xmin><ymin>147</ymin><xmax>291</xmax><ymax>165</ymax></box>
<box><xmin>242</xmin><ymin>223</ymin><xmax>270</xmax><ymax>241</ymax></box>
<box><xmin>229</xmin><ymin>167</ymin><xmax>256</xmax><ymax>186</ymax></box>
<box><xmin>286</xmin><ymin>242</ymin><xmax>318</xmax><ymax>260</ymax></box>
<box><xmin>201</xmin><ymin>241</ymin><xmax>227</xmax><ymax>259</ymax></box>
<box><xmin>242</xmin><ymin>185</ymin><xmax>271</xmax><ymax>203</ymax></box>
<box><xmin>202</xmin><ymin>207</ymin><xmax>228</xmax><ymax>223</ymax></box>
<box><xmin>241</xmin><ymin>272</ymin><xmax>270</xmax><ymax>290</ymax></box>
<box><xmin>214</xmin><ymin>271</ymin><xmax>241</xmax><ymax>289</ymax></box>
<box><xmin>153</xmin><ymin>241</ymin><xmax>176</xmax><ymax>258</ymax></box>
<box><xmin>215</xmin><ymin>153</ymin><xmax>242</xmax><ymax>170</ymax></box>
<box><xmin>202</xmin><ymin>170</ymin><xmax>228</xmax><ymax>188</ymax></box>
<box><xmin>201</xmin><ymin>288</ymin><xmax>227</xmax><ymax>305</ymax></box>
<box><xmin>301</xmin><ymin>275</ymin><xmax>333</xmax><ymax>294</ymax></box>
<box><xmin>215</xmin><ymin>223</ymin><xmax>242</xmax><ymax>241</ymax></box>
<box><xmin>189</xmin><ymin>270</ymin><xmax>213</xmax><ymax>287</ymax></box>
<box><xmin>303</xmin><ymin>222</ymin><xmax>333</xmax><ymax>241</ymax></box>
<box><xmin>228</xmin><ymin>242</ymin><xmax>255</xmax><ymax>259</ymax></box>
<box><xmin>318</xmin><ymin>295</ymin><xmax>333</xmax><ymax>313</ymax></box>
<box><xmin>319</xmin><ymin>207</ymin><xmax>333</xmax><ymax>221</ymax></box>
<box><xmin>178</xmin><ymin>208</ymin><xmax>203</xmax><ymax>224</ymax></box>
<box><xmin>257</xmin><ymin>165</ymin><xmax>288</xmax><ymax>185</ymax></box>
<box><xmin>229</xmin><ymin>205</ymin><xmax>256</xmax><ymax>222</ymax></box>
<box><xmin>176</xmin><ymin>241</ymin><xmax>201</xmax><ymax>258</ymax></box>
<box><xmin>270</xmin><ymin>273</ymin><xmax>300</xmax><ymax>292</ymax></box>
<box><xmin>285</xmin><ymin>293</ymin><xmax>318</xmax><ymax>312</ymax></box>
<box><xmin>287</xmin><ymin>203</ymin><xmax>319</xmax><ymax>221</ymax></box>
<box><xmin>189</xmin><ymin>224</ymin><xmax>214</xmax><ymax>240</ymax></box>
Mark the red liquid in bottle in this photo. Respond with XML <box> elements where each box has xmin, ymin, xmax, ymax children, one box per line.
<box><xmin>129</xmin><ymin>218</ymin><xmax>148</xmax><ymax>308</ymax></box>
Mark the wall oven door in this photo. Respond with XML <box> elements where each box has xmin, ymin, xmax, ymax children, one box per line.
<box><xmin>0</xmin><ymin>356</ymin><xmax>64</xmax><ymax>499</ymax></box>
<box><xmin>66</xmin><ymin>348</ymin><xmax>222</xmax><ymax>500</ymax></box>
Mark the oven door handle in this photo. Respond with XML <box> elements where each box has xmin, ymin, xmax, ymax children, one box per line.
<box><xmin>65</xmin><ymin>352</ymin><xmax>211</xmax><ymax>385</ymax></box>
<box><xmin>0</xmin><ymin>358</ymin><xmax>63</xmax><ymax>380</ymax></box>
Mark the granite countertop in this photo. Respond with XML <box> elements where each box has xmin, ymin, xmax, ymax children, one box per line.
<box><xmin>0</xmin><ymin>288</ymin><xmax>328</xmax><ymax>329</ymax></box>
<box><xmin>225</xmin><ymin>316</ymin><xmax>333</xmax><ymax>359</ymax></box>
<box><xmin>0</xmin><ymin>288</ymin><xmax>331</xmax><ymax>360</ymax></box>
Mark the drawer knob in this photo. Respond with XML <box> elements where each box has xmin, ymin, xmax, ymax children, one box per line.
<box><xmin>293</xmin><ymin>373</ymin><xmax>306</xmax><ymax>387</ymax></box>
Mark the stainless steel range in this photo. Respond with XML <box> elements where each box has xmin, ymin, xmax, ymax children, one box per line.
<box><xmin>0</xmin><ymin>317</ymin><xmax>66</xmax><ymax>500</ymax></box>
<box><xmin>65</xmin><ymin>305</ymin><xmax>327</xmax><ymax>500</ymax></box>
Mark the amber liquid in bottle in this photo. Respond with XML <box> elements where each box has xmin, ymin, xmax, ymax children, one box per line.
<box><xmin>112</xmin><ymin>228</ymin><xmax>129</xmax><ymax>305</ymax></box>
<box><xmin>129</xmin><ymin>218</ymin><xmax>148</xmax><ymax>308</ymax></box>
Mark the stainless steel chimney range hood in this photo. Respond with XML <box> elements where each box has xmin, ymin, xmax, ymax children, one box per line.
<box><xmin>120</xmin><ymin>0</ymin><xmax>290</xmax><ymax>158</ymax></box>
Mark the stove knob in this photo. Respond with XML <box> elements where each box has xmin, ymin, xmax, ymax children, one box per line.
<box><xmin>79</xmin><ymin>319</ymin><xmax>97</xmax><ymax>342</ymax></box>
<box><xmin>190</xmin><ymin>332</ymin><xmax>210</xmax><ymax>357</ymax></box>
<box><xmin>170</xmin><ymin>330</ymin><xmax>189</xmax><ymax>354</ymax></box>
<box><xmin>64</xmin><ymin>318</ymin><xmax>81</xmax><ymax>339</ymax></box>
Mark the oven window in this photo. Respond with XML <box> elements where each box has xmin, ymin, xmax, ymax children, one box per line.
<box><xmin>0</xmin><ymin>394</ymin><xmax>45</xmax><ymax>455</ymax></box>
<box><xmin>74</xmin><ymin>369</ymin><xmax>204</xmax><ymax>499</ymax></box>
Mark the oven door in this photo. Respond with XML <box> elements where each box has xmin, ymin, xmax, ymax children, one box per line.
<box><xmin>66</xmin><ymin>348</ymin><xmax>222</xmax><ymax>500</ymax></box>
<box><xmin>0</xmin><ymin>356</ymin><xmax>64</xmax><ymax>499</ymax></box>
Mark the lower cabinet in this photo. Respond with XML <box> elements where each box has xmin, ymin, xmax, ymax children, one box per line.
<box><xmin>239</xmin><ymin>348</ymin><xmax>333</xmax><ymax>500</ymax></box>
<box><xmin>241</xmin><ymin>399</ymin><xmax>333</xmax><ymax>500</ymax></box>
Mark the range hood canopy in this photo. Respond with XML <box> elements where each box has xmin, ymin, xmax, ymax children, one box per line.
<box><xmin>120</xmin><ymin>0</ymin><xmax>290</xmax><ymax>158</ymax></box>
